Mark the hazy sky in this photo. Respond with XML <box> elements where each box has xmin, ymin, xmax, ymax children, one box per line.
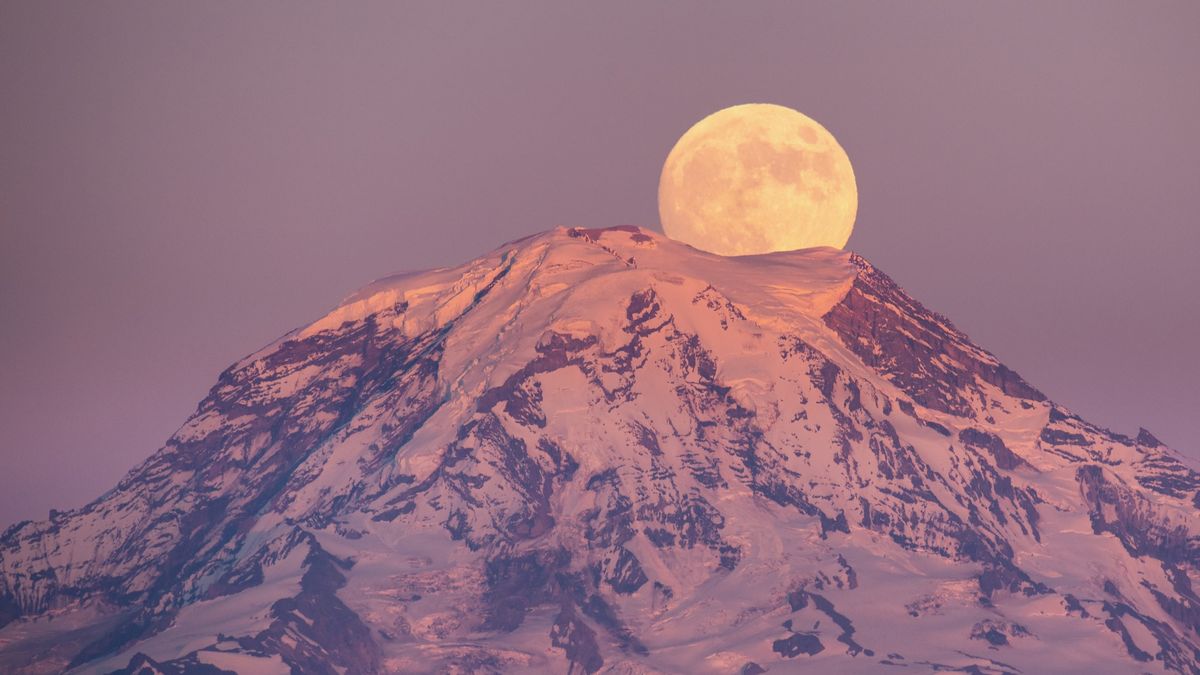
<box><xmin>1</xmin><ymin>2</ymin><xmax>1197</xmax><ymax>528</ymax></box>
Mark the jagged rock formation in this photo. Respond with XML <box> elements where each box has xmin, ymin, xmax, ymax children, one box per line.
<box><xmin>1</xmin><ymin>226</ymin><xmax>1198</xmax><ymax>674</ymax></box>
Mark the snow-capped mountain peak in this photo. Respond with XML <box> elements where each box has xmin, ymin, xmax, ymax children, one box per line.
<box><xmin>2</xmin><ymin>226</ymin><xmax>1197</xmax><ymax>674</ymax></box>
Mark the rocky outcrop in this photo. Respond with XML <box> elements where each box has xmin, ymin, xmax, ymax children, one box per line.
<box><xmin>824</xmin><ymin>254</ymin><xmax>1044</xmax><ymax>420</ymax></box>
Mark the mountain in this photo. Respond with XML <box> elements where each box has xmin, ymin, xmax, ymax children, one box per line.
<box><xmin>1</xmin><ymin>225</ymin><xmax>1198</xmax><ymax>674</ymax></box>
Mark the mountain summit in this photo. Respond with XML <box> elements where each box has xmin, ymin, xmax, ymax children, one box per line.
<box><xmin>2</xmin><ymin>226</ymin><xmax>1198</xmax><ymax>674</ymax></box>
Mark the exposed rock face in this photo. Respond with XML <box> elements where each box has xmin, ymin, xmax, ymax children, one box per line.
<box><xmin>822</xmin><ymin>253</ymin><xmax>1046</xmax><ymax>419</ymax></box>
<box><xmin>1</xmin><ymin>226</ymin><xmax>1197</xmax><ymax>674</ymax></box>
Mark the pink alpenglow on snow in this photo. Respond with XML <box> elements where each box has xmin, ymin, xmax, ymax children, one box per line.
<box><xmin>1</xmin><ymin>227</ymin><xmax>1198</xmax><ymax>673</ymax></box>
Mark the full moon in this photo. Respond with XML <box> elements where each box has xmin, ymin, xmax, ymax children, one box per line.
<box><xmin>658</xmin><ymin>103</ymin><xmax>857</xmax><ymax>256</ymax></box>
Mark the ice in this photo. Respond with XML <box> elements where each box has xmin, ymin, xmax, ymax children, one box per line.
<box><xmin>196</xmin><ymin>651</ymin><xmax>290</xmax><ymax>675</ymax></box>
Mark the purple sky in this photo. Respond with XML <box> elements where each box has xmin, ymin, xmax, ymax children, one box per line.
<box><xmin>1</xmin><ymin>3</ymin><xmax>1197</xmax><ymax>528</ymax></box>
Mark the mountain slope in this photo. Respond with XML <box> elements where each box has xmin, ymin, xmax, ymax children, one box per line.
<box><xmin>1</xmin><ymin>226</ymin><xmax>1198</xmax><ymax>674</ymax></box>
